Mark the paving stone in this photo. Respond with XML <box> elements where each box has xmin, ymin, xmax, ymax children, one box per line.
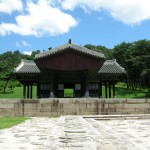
<box><xmin>0</xmin><ymin>116</ymin><xmax>150</xmax><ymax>149</ymax></box>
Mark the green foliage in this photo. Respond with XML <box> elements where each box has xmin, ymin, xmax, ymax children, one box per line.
<box><xmin>0</xmin><ymin>50</ymin><xmax>40</xmax><ymax>92</ymax></box>
<box><xmin>0</xmin><ymin>117</ymin><xmax>29</xmax><ymax>129</ymax></box>
<box><xmin>113</xmin><ymin>40</ymin><xmax>150</xmax><ymax>90</ymax></box>
<box><xmin>84</xmin><ymin>44</ymin><xmax>113</xmax><ymax>59</ymax></box>
<box><xmin>0</xmin><ymin>50</ymin><xmax>40</xmax><ymax>79</ymax></box>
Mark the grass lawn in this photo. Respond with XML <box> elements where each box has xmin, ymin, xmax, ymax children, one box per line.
<box><xmin>0</xmin><ymin>117</ymin><xmax>29</xmax><ymax>129</ymax></box>
<box><xmin>115</xmin><ymin>83</ymin><xmax>150</xmax><ymax>98</ymax></box>
<box><xmin>0</xmin><ymin>86</ymin><xmax>36</xmax><ymax>99</ymax></box>
<box><xmin>0</xmin><ymin>84</ymin><xmax>149</xmax><ymax>99</ymax></box>
<box><xmin>64</xmin><ymin>88</ymin><xmax>74</xmax><ymax>97</ymax></box>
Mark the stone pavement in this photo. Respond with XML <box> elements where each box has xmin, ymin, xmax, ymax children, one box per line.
<box><xmin>0</xmin><ymin>115</ymin><xmax>150</xmax><ymax>150</ymax></box>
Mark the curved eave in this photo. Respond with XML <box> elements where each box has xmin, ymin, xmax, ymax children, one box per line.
<box><xmin>98</xmin><ymin>70</ymin><xmax>126</xmax><ymax>74</ymax></box>
<box><xmin>99</xmin><ymin>72</ymin><xmax>126</xmax><ymax>74</ymax></box>
<box><xmin>15</xmin><ymin>72</ymin><xmax>40</xmax><ymax>74</ymax></box>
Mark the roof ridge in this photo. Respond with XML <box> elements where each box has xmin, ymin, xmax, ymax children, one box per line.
<box><xmin>14</xmin><ymin>59</ymin><xmax>40</xmax><ymax>73</ymax></box>
<box><xmin>98</xmin><ymin>59</ymin><xmax>126</xmax><ymax>74</ymax></box>
<box><xmin>15</xmin><ymin>59</ymin><xmax>25</xmax><ymax>72</ymax></box>
<box><xmin>35</xmin><ymin>43</ymin><xmax>105</xmax><ymax>59</ymax></box>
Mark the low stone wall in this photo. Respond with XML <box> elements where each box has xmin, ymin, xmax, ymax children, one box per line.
<box><xmin>0</xmin><ymin>98</ymin><xmax>150</xmax><ymax>117</ymax></box>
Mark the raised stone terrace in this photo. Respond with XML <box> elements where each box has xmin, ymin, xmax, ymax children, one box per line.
<box><xmin>0</xmin><ymin>98</ymin><xmax>150</xmax><ymax>116</ymax></box>
<box><xmin>0</xmin><ymin>115</ymin><xmax>150</xmax><ymax>150</ymax></box>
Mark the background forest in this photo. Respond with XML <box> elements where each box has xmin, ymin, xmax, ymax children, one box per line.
<box><xmin>0</xmin><ymin>39</ymin><xmax>149</xmax><ymax>95</ymax></box>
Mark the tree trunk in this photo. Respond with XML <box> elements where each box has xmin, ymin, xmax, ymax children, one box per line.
<box><xmin>3</xmin><ymin>80</ymin><xmax>9</xmax><ymax>93</ymax></box>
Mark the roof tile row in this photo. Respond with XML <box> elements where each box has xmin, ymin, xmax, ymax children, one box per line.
<box><xmin>14</xmin><ymin>59</ymin><xmax>40</xmax><ymax>74</ymax></box>
<box><xmin>14</xmin><ymin>59</ymin><xmax>126</xmax><ymax>74</ymax></box>
<box><xmin>98</xmin><ymin>59</ymin><xmax>126</xmax><ymax>74</ymax></box>
<box><xmin>35</xmin><ymin>43</ymin><xmax>105</xmax><ymax>59</ymax></box>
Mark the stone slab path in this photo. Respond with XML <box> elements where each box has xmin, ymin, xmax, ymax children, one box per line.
<box><xmin>0</xmin><ymin>116</ymin><xmax>150</xmax><ymax>150</ymax></box>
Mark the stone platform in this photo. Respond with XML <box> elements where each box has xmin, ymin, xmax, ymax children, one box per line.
<box><xmin>0</xmin><ymin>115</ymin><xmax>150</xmax><ymax>149</ymax></box>
<box><xmin>0</xmin><ymin>98</ymin><xmax>150</xmax><ymax>116</ymax></box>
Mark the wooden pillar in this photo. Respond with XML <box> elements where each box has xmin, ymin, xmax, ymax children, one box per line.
<box><xmin>36</xmin><ymin>82</ymin><xmax>38</xmax><ymax>99</ymax></box>
<box><xmin>81</xmin><ymin>71</ymin><xmax>85</xmax><ymax>97</ymax></box>
<box><xmin>50</xmin><ymin>72</ymin><xmax>55</xmax><ymax>97</ymax></box>
<box><xmin>30</xmin><ymin>83</ymin><xmax>33</xmax><ymax>99</ymax></box>
<box><xmin>109</xmin><ymin>81</ymin><xmax>111</xmax><ymax>98</ymax></box>
<box><xmin>37</xmin><ymin>79</ymin><xmax>40</xmax><ymax>99</ymax></box>
<box><xmin>105</xmin><ymin>81</ymin><xmax>108</xmax><ymax>98</ymax></box>
<box><xmin>84</xmin><ymin>70</ymin><xmax>89</xmax><ymax>97</ymax></box>
<box><xmin>99</xmin><ymin>77</ymin><xmax>102</xmax><ymax>98</ymax></box>
<box><xmin>27</xmin><ymin>83</ymin><xmax>30</xmax><ymax>99</ymax></box>
<box><xmin>23</xmin><ymin>81</ymin><xmax>26</xmax><ymax>99</ymax></box>
<box><xmin>113</xmin><ymin>80</ymin><xmax>116</xmax><ymax>98</ymax></box>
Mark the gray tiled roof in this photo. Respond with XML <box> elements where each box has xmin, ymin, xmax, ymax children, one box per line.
<box><xmin>98</xmin><ymin>59</ymin><xmax>126</xmax><ymax>74</ymax></box>
<box><xmin>35</xmin><ymin>43</ymin><xmax>105</xmax><ymax>59</ymax></box>
<box><xmin>14</xmin><ymin>59</ymin><xmax>40</xmax><ymax>73</ymax></box>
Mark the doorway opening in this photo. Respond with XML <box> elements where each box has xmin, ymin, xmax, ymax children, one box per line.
<box><xmin>64</xmin><ymin>88</ymin><xmax>74</xmax><ymax>97</ymax></box>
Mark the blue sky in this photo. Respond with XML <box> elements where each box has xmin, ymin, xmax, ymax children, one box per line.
<box><xmin>0</xmin><ymin>0</ymin><xmax>150</xmax><ymax>55</ymax></box>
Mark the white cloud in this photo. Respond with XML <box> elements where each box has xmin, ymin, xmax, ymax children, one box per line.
<box><xmin>22</xmin><ymin>41</ymin><xmax>30</xmax><ymax>47</ymax></box>
<box><xmin>0</xmin><ymin>0</ymin><xmax>23</xmax><ymax>14</ymax></box>
<box><xmin>0</xmin><ymin>0</ymin><xmax>77</xmax><ymax>36</ymax></box>
<box><xmin>23</xmin><ymin>51</ymin><xmax>32</xmax><ymax>55</ymax></box>
<box><xmin>16</xmin><ymin>41</ymin><xmax>31</xmax><ymax>48</ymax></box>
<box><xmin>60</xmin><ymin>0</ymin><xmax>150</xmax><ymax>25</ymax></box>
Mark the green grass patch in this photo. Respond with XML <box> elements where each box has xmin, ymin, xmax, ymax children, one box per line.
<box><xmin>0</xmin><ymin>83</ymin><xmax>149</xmax><ymax>99</ymax></box>
<box><xmin>99</xmin><ymin>83</ymin><xmax>149</xmax><ymax>98</ymax></box>
<box><xmin>115</xmin><ymin>83</ymin><xmax>149</xmax><ymax>98</ymax></box>
<box><xmin>0</xmin><ymin>117</ymin><xmax>29</xmax><ymax>129</ymax></box>
<box><xmin>0</xmin><ymin>86</ymin><xmax>36</xmax><ymax>99</ymax></box>
<box><xmin>64</xmin><ymin>88</ymin><xmax>74</xmax><ymax>97</ymax></box>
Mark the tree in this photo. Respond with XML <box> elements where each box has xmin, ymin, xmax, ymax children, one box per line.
<box><xmin>0</xmin><ymin>50</ymin><xmax>35</xmax><ymax>92</ymax></box>
<box><xmin>113</xmin><ymin>40</ymin><xmax>150</xmax><ymax>90</ymax></box>
<box><xmin>31</xmin><ymin>50</ymin><xmax>40</xmax><ymax>59</ymax></box>
<box><xmin>84</xmin><ymin>44</ymin><xmax>113</xmax><ymax>59</ymax></box>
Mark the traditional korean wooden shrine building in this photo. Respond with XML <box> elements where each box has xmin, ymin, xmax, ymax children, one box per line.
<box><xmin>14</xmin><ymin>40</ymin><xmax>126</xmax><ymax>99</ymax></box>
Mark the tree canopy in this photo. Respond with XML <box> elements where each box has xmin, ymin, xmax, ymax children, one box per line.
<box><xmin>84</xmin><ymin>44</ymin><xmax>113</xmax><ymax>59</ymax></box>
<box><xmin>0</xmin><ymin>50</ymin><xmax>40</xmax><ymax>92</ymax></box>
<box><xmin>113</xmin><ymin>40</ymin><xmax>150</xmax><ymax>90</ymax></box>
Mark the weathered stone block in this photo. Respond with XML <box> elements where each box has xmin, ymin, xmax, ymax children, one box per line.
<box><xmin>126</xmin><ymin>99</ymin><xmax>145</xmax><ymax>104</ymax></box>
<box><xmin>0</xmin><ymin>108</ymin><xmax>5</xmax><ymax>113</ymax></box>
<box><xmin>24</xmin><ymin>103</ymin><xmax>37</xmax><ymax>108</ymax></box>
<box><xmin>115</xmin><ymin>103</ymin><xmax>125</xmax><ymax>109</ymax></box>
<box><xmin>104</xmin><ymin>99</ymin><xmax>116</xmax><ymax>104</ymax></box>
<box><xmin>40</xmin><ymin>107</ymin><xmax>51</xmax><ymax>112</ymax></box>
<box><xmin>76</xmin><ymin>103</ymin><xmax>86</xmax><ymax>109</ymax></box>
<box><xmin>68</xmin><ymin>104</ymin><xmax>76</xmax><ymax>110</ymax></box>
<box><xmin>125</xmin><ymin>104</ymin><xmax>148</xmax><ymax>109</ymax></box>
<box><xmin>23</xmin><ymin>112</ymin><xmax>37</xmax><ymax>117</ymax></box>
<box><xmin>5</xmin><ymin>108</ymin><xmax>15</xmax><ymax>116</ymax></box>
<box><xmin>0</xmin><ymin>103</ymin><xmax>14</xmax><ymax>109</ymax></box>
<box><xmin>108</xmin><ymin>104</ymin><xmax>116</xmax><ymax>109</ymax></box>
<box><xmin>104</xmin><ymin>104</ymin><xmax>109</xmax><ymax>109</ymax></box>
<box><xmin>50</xmin><ymin>112</ymin><xmax>59</xmax><ymax>117</ymax></box>
<box><xmin>146</xmin><ymin>99</ymin><xmax>150</xmax><ymax>103</ymax></box>
<box><xmin>134</xmin><ymin>108</ymin><xmax>145</xmax><ymax>112</ymax></box>
<box><xmin>122</xmin><ymin>108</ymin><xmax>136</xmax><ymax>114</ymax></box>
<box><xmin>41</xmin><ymin>103</ymin><xmax>51</xmax><ymax>108</ymax></box>
<box><xmin>116</xmin><ymin>108</ymin><xmax>124</xmax><ymax>113</ymax></box>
